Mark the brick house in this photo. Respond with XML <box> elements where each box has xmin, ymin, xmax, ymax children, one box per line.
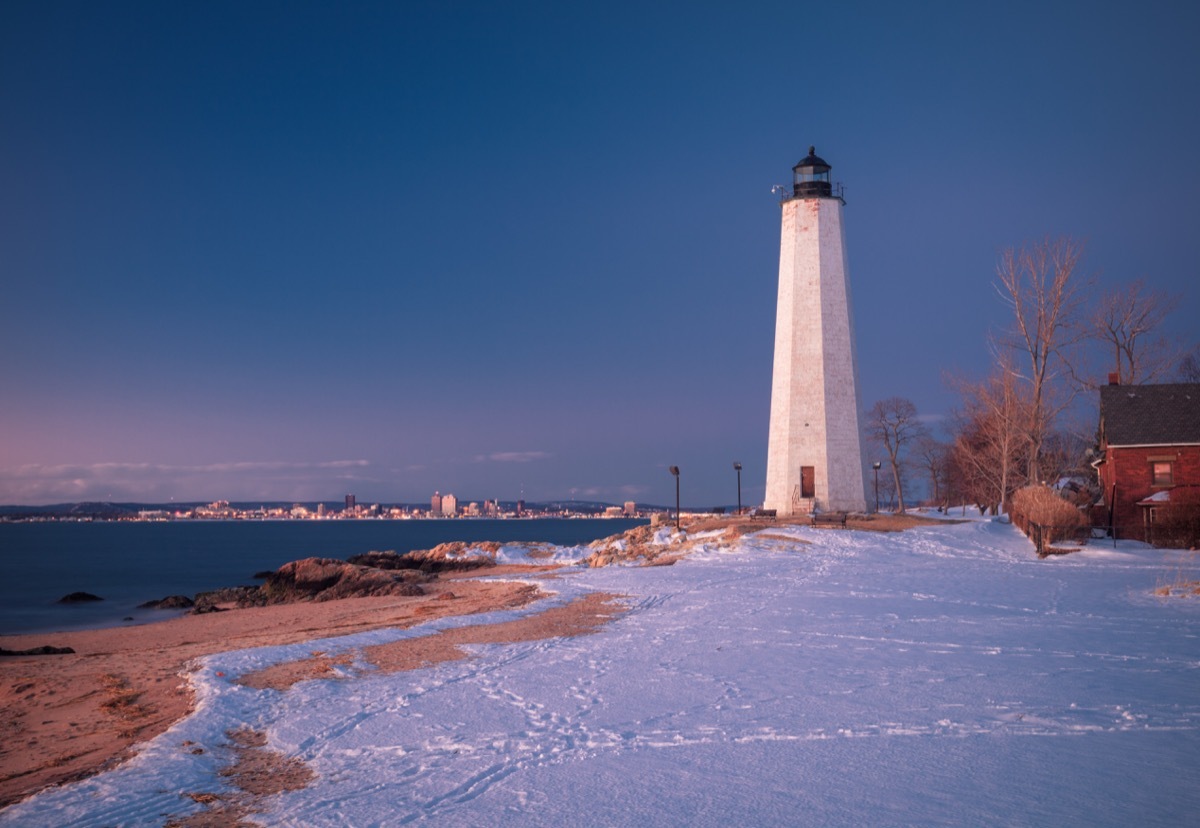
<box><xmin>1092</xmin><ymin>382</ymin><xmax>1200</xmax><ymax>540</ymax></box>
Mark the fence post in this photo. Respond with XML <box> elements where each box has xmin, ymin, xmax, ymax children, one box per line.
<box><xmin>1110</xmin><ymin>483</ymin><xmax>1117</xmax><ymax>548</ymax></box>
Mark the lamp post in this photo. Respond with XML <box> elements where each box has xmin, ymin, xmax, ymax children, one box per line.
<box><xmin>733</xmin><ymin>462</ymin><xmax>743</xmax><ymax>515</ymax></box>
<box><xmin>669</xmin><ymin>466</ymin><xmax>680</xmax><ymax>530</ymax></box>
<box><xmin>872</xmin><ymin>461</ymin><xmax>881</xmax><ymax>513</ymax></box>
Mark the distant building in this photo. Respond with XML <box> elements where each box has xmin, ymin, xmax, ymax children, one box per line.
<box><xmin>345</xmin><ymin>494</ymin><xmax>356</xmax><ymax>512</ymax></box>
<box><xmin>517</xmin><ymin>499</ymin><xmax>525</xmax><ymax>517</ymax></box>
<box><xmin>624</xmin><ymin>501</ymin><xmax>637</xmax><ymax>517</ymax></box>
<box><xmin>442</xmin><ymin>493</ymin><xmax>458</xmax><ymax>516</ymax></box>
<box><xmin>197</xmin><ymin>501</ymin><xmax>233</xmax><ymax>518</ymax></box>
<box><xmin>484</xmin><ymin>500</ymin><xmax>499</xmax><ymax>516</ymax></box>
<box><xmin>431</xmin><ymin>492</ymin><xmax>442</xmax><ymax>516</ymax></box>
<box><xmin>316</xmin><ymin>503</ymin><xmax>326</xmax><ymax>517</ymax></box>
<box><xmin>604</xmin><ymin>506</ymin><xmax>624</xmax><ymax>517</ymax></box>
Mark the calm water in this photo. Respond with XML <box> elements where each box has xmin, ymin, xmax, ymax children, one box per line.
<box><xmin>0</xmin><ymin>518</ymin><xmax>646</xmax><ymax>635</ymax></box>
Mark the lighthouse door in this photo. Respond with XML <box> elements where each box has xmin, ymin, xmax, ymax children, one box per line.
<box><xmin>800</xmin><ymin>466</ymin><xmax>815</xmax><ymax>499</ymax></box>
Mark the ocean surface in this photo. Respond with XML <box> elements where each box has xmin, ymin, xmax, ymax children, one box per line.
<box><xmin>0</xmin><ymin>518</ymin><xmax>647</xmax><ymax>636</ymax></box>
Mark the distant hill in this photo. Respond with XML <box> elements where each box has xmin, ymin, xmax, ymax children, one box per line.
<box><xmin>0</xmin><ymin>502</ymin><xmax>145</xmax><ymax>519</ymax></box>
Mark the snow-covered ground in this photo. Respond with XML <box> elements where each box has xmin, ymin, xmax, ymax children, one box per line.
<box><xmin>5</xmin><ymin>515</ymin><xmax>1200</xmax><ymax>827</ymax></box>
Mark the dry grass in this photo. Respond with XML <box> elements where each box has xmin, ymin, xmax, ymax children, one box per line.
<box><xmin>577</xmin><ymin>512</ymin><xmax>956</xmax><ymax>568</ymax></box>
<box><xmin>166</xmin><ymin>729</ymin><xmax>316</xmax><ymax>827</ymax></box>
<box><xmin>186</xmin><ymin>792</ymin><xmax>221</xmax><ymax>805</ymax></box>
<box><xmin>98</xmin><ymin>674</ymin><xmax>149</xmax><ymax>720</ymax></box>
<box><xmin>1154</xmin><ymin>581</ymin><xmax>1200</xmax><ymax>597</ymax></box>
<box><xmin>1155</xmin><ymin>550</ymin><xmax>1200</xmax><ymax>598</ymax></box>
<box><xmin>754</xmin><ymin>533</ymin><xmax>813</xmax><ymax>545</ymax></box>
<box><xmin>845</xmin><ymin>513</ymin><xmax>959</xmax><ymax>532</ymax></box>
<box><xmin>683</xmin><ymin>512</ymin><xmax>955</xmax><ymax>536</ymax></box>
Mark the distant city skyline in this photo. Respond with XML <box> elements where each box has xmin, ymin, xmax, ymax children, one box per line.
<box><xmin>2</xmin><ymin>2</ymin><xmax>1198</xmax><ymax>506</ymax></box>
<box><xmin>0</xmin><ymin>495</ymin><xmax>658</xmax><ymax>522</ymax></box>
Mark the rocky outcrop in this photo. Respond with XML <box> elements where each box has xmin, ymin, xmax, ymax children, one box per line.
<box><xmin>260</xmin><ymin>557</ymin><xmax>429</xmax><ymax>603</ymax></box>
<box><xmin>0</xmin><ymin>645</ymin><xmax>75</xmax><ymax>656</ymax></box>
<box><xmin>348</xmin><ymin>544</ymin><xmax>497</xmax><ymax>573</ymax></box>
<box><xmin>345</xmin><ymin>550</ymin><xmax>417</xmax><ymax>570</ymax></box>
<box><xmin>582</xmin><ymin>524</ymin><xmax>670</xmax><ymax>567</ymax></box>
<box><xmin>193</xmin><ymin>586</ymin><xmax>267</xmax><ymax>613</ymax></box>
<box><xmin>57</xmin><ymin>592</ymin><xmax>103</xmax><ymax>604</ymax></box>
<box><xmin>137</xmin><ymin>595</ymin><xmax>195</xmax><ymax>610</ymax></box>
<box><xmin>582</xmin><ymin>523</ymin><xmax>751</xmax><ymax>568</ymax></box>
<box><xmin>175</xmin><ymin>554</ymin><xmax>454</xmax><ymax>614</ymax></box>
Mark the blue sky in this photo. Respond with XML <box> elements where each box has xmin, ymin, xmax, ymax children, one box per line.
<box><xmin>2</xmin><ymin>1</ymin><xmax>1198</xmax><ymax>507</ymax></box>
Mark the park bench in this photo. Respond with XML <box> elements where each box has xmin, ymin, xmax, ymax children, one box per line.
<box><xmin>811</xmin><ymin>512</ymin><xmax>848</xmax><ymax>529</ymax></box>
<box><xmin>749</xmin><ymin>508</ymin><xmax>777</xmax><ymax>521</ymax></box>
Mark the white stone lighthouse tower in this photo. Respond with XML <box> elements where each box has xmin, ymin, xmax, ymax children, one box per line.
<box><xmin>764</xmin><ymin>147</ymin><xmax>868</xmax><ymax>516</ymax></box>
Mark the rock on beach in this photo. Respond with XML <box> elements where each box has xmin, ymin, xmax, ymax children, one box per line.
<box><xmin>56</xmin><ymin>591</ymin><xmax>103</xmax><ymax>604</ymax></box>
<box><xmin>136</xmin><ymin>595</ymin><xmax>195</xmax><ymax>610</ymax></box>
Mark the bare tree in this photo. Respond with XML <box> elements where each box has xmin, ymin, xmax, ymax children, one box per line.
<box><xmin>914</xmin><ymin>435</ymin><xmax>950</xmax><ymax>508</ymax></box>
<box><xmin>1092</xmin><ymin>278</ymin><xmax>1179</xmax><ymax>385</ymax></box>
<box><xmin>877</xmin><ymin>462</ymin><xmax>899</xmax><ymax>511</ymax></box>
<box><xmin>948</xmin><ymin>427</ymin><xmax>994</xmax><ymax>515</ymax></box>
<box><xmin>1040</xmin><ymin>427</ymin><xmax>1099</xmax><ymax>506</ymax></box>
<box><xmin>948</xmin><ymin>364</ymin><xmax>1030</xmax><ymax>514</ymax></box>
<box><xmin>1179</xmin><ymin>345</ymin><xmax>1200</xmax><ymax>382</ymax></box>
<box><xmin>994</xmin><ymin>236</ymin><xmax>1091</xmax><ymax>481</ymax></box>
<box><xmin>866</xmin><ymin>397</ymin><xmax>927</xmax><ymax>513</ymax></box>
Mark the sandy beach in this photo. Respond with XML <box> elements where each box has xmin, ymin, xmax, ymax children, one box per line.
<box><xmin>0</xmin><ymin>564</ymin><xmax>576</xmax><ymax>810</ymax></box>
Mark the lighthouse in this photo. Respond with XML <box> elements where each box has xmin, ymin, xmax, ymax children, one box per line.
<box><xmin>763</xmin><ymin>147</ymin><xmax>868</xmax><ymax>516</ymax></box>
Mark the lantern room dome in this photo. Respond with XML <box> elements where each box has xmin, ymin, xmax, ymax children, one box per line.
<box><xmin>792</xmin><ymin>146</ymin><xmax>833</xmax><ymax>198</ymax></box>
<box><xmin>793</xmin><ymin>147</ymin><xmax>830</xmax><ymax>173</ymax></box>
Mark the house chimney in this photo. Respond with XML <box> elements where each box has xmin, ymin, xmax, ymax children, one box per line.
<box><xmin>1108</xmin><ymin>372</ymin><xmax>1120</xmax><ymax>386</ymax></box>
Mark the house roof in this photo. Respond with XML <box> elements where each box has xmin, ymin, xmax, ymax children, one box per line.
<box><xmin>1100</xmin><ymin>383</ymin><xmax>1200</xmax><ymax>446</ymax></box>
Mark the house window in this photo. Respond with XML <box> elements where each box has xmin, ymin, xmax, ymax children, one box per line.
<box><xmin>1151</xmin><ymin>462</ymin><xmax>1173</xmax><ymax>486</ymax></box>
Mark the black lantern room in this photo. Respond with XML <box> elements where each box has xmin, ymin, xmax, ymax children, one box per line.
<box><xmin>792</xmin><ymin>146</ymin><xmax>832</xmax><ymax>198</ymax></box>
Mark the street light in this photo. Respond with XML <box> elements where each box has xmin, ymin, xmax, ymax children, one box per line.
<box><xmin>872</xmin><ymin>461</ymin><xmax>882</xmax><ymax>513</ymax></box>
<box><xmin>733</xmin><ymin>462</ymin><xmax>743</xmax><ymax>515</ymax></box>
<box><xmin>669</xmin><ymin>466</ymin><xmax>680</xmax><ymax>530</ymax></box>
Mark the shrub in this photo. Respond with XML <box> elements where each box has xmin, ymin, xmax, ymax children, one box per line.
<box><xmin>1010</xmin><ymin>485</ymin><xmax>1088</xmax><ymax>548</ymax></box>
<box><xmin>1152</xmin><ymin>487</ymin><xmax>1200</xmax><ymax>549</ymax></box>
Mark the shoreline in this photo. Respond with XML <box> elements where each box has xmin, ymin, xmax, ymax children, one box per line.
<box><xmin>2</xmin><ymin>606</ymin><xmax>195</xmax><ymax>640</ymax></box>
<box><xmin>0</xmin><ymin>517</ymin><xmax>650</xmax><ymax>636</ymax></box>
<box><xmin>0</xmin><ymin>566</ymin><xmax>564</xmax><ymax>809</ymax></box>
